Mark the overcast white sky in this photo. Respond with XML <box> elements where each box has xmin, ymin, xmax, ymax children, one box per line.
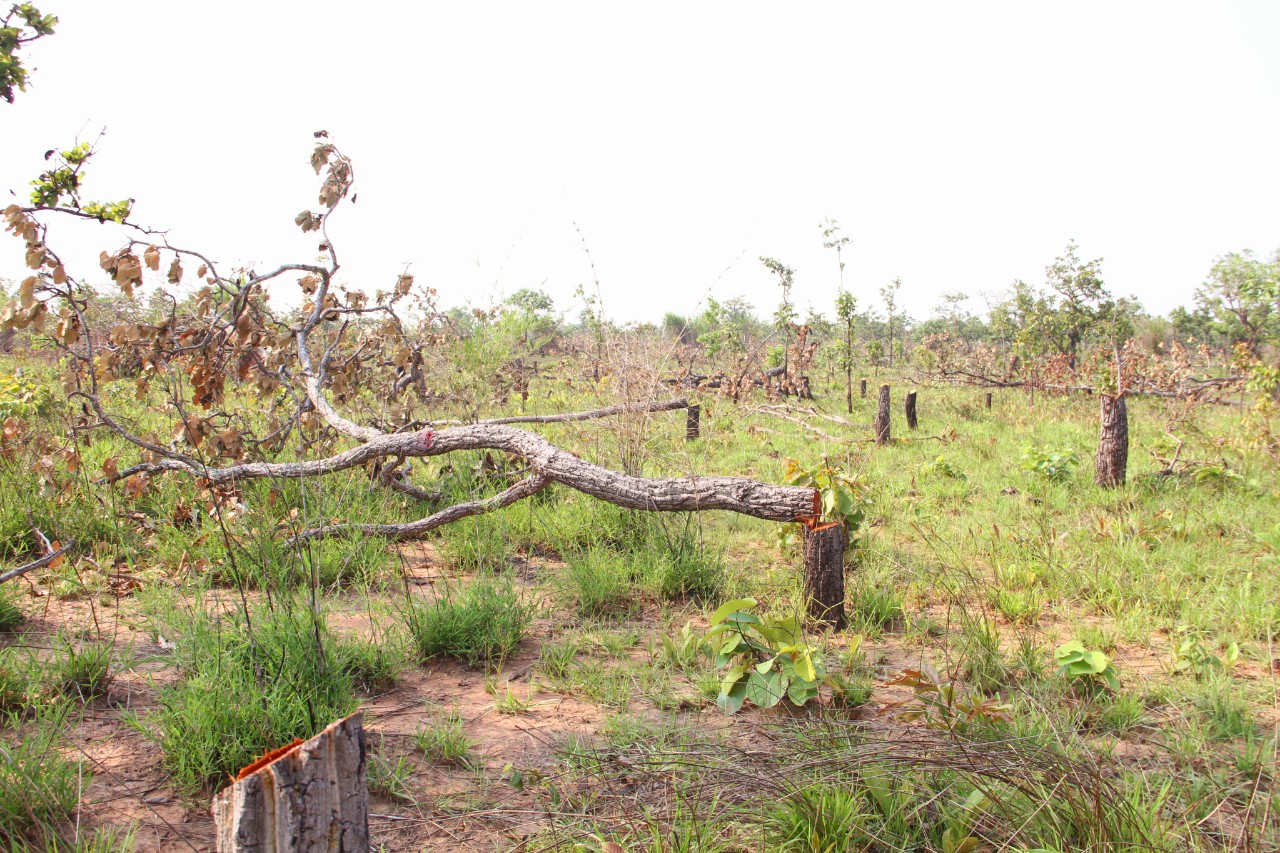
<box><xmin>3</xmin><ymin>2</ymin><xmax>1278</xmax><ymax>324</ymax></box>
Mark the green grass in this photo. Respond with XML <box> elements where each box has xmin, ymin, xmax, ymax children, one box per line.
<box><xmin>415</xmin><ymin>707</ymin><xmax>474</xmax><ymax>766</ymax></box>
<box><xmin>143</xmin><ymin>599</ymin><xmax>360</xmax><ymax>793</ymax></box>
<box><xmin>406</xmin><ymin>575</ymin><xmax>533</xmax><ymax>671</ymax></box>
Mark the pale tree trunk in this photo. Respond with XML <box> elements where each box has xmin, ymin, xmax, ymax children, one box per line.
<box><xmin>905</xmin><ymin>390</ymin><xmax>918</xmax><ymax>431</ymax></box>
<box><xmin>1095</xmin><ymin>393</ymin><xmax>1128</xmax><ymax>488</ymax></box>
<box><xmin>213</xmin><ymin>713</ymin><xmax>369</xmax><ymax>853</ymax></box>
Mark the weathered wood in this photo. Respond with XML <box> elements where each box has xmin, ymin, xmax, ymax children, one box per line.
<box><xmin>802</xmin><ymin>523</ymin><xmax>846</xmax><ymax>629</ymax></box>
<box><xmin>905</xmin><ymin>390</ymin><xmax>918</xmax><ymax>431</ymax></box>
<box><xmin>859</xmin><ymin>378</ymin><xmax>867</xmax><ymax>398</ymax></box>
<box><xmin>0</xmin><ymin>539</ymin><xmax>74</xmax><ymax>586</ymax></box>
<box><xmin>213</xmin><ymin>713</ymin><xmax>369</xmax><ymax>853</ymax></box>
<box><xmin>874</xmin><ymin>384</ymin><xmax>891</xmax><ymax>445</ymax></box>
<box><xmin>686</xmin><ymin>404</ymin><xmax>701</xmax><ymax>441</ymax></box>
<box><xmin>1095</xmin><ymin>393</ymin><xmax>1128</xmax><ymax>488</ymax></box>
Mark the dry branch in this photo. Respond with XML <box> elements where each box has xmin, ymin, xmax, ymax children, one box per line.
<box><xmin>0</xmin><ymin>539</ymin><xmax>74</xmax><ymax>586</ymax></box>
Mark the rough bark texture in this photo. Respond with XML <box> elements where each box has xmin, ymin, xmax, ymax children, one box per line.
<box><xmin>985</xmin><ymin>391</ymin><xmax>992</xmax><ymax>411</ymax></box>
<box><xmin>213</xmin><ymin>713</ymin><xmax>368</xmax><ymax>853</ymax></box>
<box><xmin>860</xmin><ymin>378</ymin><xmax>868</xmax><ymax>398</ymax></box>
<box><xmin>874</xmin><ymin>384</ymin><xmax>891</xmax><ymax>445</ymax></box>
<box><xmin>1095</xmin><ymin>393</ymin><xmax>1129</xmax><ymax>488</ymax></box>
<box><xmin>686</xmin><ymin>404</ymin><xmax>700</xmax><ymax>441</ymax></box>
<box><xmin>905</xmin><ymin>390</ymin><xmax>918</xmax><ymax>431</ymax></box>
<box><xmin>802</xmin><ymin>523</ymin><xmax>846</xmax><ymax>629</ymax></box>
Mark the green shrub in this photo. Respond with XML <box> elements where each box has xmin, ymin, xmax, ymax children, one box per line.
<box><xmin>406</xmin><ymin>576</ymin><xmax>532</xmax><ymax>671</ymax></box>
<box><xmin>559</xmin><ymin>548</ymin><xmax>634</xmax><ymax>618</ymax></box>
<box><xmin>415</xmin><ymin>707</ymin><xmax>473</xmax><ymax>766</ymax></box>
<box><xmin>53</xmin><ymin>638</ymin><xmax>113</xmax><ymax>700</ymax></box>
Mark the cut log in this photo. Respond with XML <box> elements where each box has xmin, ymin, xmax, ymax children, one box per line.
<box><xmin>686</xmin><ymin>404</ymin><xmax>701</xmax><ymax>441</ymax></box>
<box><xmin>213</xmin><ymin>713</ymin><xmax>368</xmax><ymax>853</ymax></box>
<box><xmin>874</xmin><ymin>384</ymin><xmax>891</xmax><ymax>445</ymax></box>
<box><xmin>905</xmin><ymin>390</ymin><xmax>918</xmax><ymax>431</ymax></box>
<box><xmin>1095</xmin><ymin>393</ymin><xmax>1128</xmax><ymax>488</ymax></box>
<box><xmin>802</xmin><ymin>523</ymin><xmax>846</xmax><ymax>629</ymax></box>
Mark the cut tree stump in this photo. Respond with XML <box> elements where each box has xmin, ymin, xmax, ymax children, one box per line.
<box><xmin>874</xmin><ymin>384</ymin><xmax>891</xmax><ymax>444</ymax></box>
<box><xmin>1095</xmin><ymin>393</ymin><xmax>1128</xmax><ymax>487</ymax></box>
<box><xmin>213</xmin><ymin>713</ymin><xmax>369</xmax><ymax>853</ymax></box>
<box><xmin>802</xmin><ymin>522</ymin><xmax>846</xmax><ymax>629</ymax></box>
<box><xmin>686</xmin><ymin>404</ymin><xmax>701</xmax><ymax>441</ymax></box>
<box><xmin>985</xmin><ymin>391</ymin><xmax>992</xmax><ymax>411</ymax></box>
<box><xmin>860</xmin><ymin>378</ymin><xmax>867</xmax><ymax>398</ymax></box>
<box><xmin>905</xmin><ymin>390</ymin><xmax>918</xmax><ymax>431</ymax></box>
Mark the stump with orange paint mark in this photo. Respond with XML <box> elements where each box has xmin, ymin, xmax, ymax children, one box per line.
<box><xmin>212</xmin><ymin>713</ymin><xmax>369</xmax><ymax>853</ymax></box>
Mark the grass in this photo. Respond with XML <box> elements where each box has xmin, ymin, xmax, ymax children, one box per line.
<box><xmin>2</xmin><ymin>355</ymin><xmax>1280</xmax><ymax>847</ymax></box>
<box><xmin>0</xmin><ymin>703</ymin><xmax>83</xmax><ymax>849</ymax></box>
<box><xmin>143</xmin><ymin>599</ymin><xmax>360</xmax><ymax>793</ymax></box>
<box><xmin>415</xmin><ymin>707</ymin><xmax>474</xmax><ymax>766</ymax></box>
<box><xmin>405</xmin><ymin>575</ymin><xmax>533</xmax><ymax>671</ymax></box>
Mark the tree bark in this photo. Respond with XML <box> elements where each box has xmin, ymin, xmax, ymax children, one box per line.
<box><xmin>802</xmin><ymin>523</ymin><xmax>846</xmax><ymax>629</ymax></box>
<box><xmin>985</xmin><ymin>391</ymin><xmax>992</xmax><ymax>411</ymax></box>
<box><xmin>1095</xmin><ymin>393</ymin><xmax>1128</xmax><ymax>488</ymax></box>
<box><xmin>860</xmin><ymin>378</ymin><xmax>867</xmax><ymax>399</ymax></box>
<box><xmin>874</xmin><ymin>384</ymin><xmax>891</xmax><ymax>445</ymax></box>
<box><xmin>213</xmin><ymin>713</ymin><xmax>368</xmax><ymax>853</ymax></box>
<box><xmin>905</xmin><ymin>390</ymin><xmax>918</xmax><ymax>431</ymax></box>
<box><xmin>686</xmin><ymin>404</ymin><xmax>701</xmax><ymax>440</ymax></box>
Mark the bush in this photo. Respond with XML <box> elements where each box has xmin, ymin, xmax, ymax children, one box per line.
<box><xmin>406</xmin><ymin>576</ymin><xmax>533</xmax><ymax>671</ymax></box>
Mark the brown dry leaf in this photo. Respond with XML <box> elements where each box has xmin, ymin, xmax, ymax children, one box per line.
<box><xmin>143</xmin><ymin>245</ymin><xmax>161</xmax><ymax>271</ymax></box>
<box><xmin>18</xmin><ymin>276</ymin><xmax>36</xmax><ymax>308</ymax></box>
<box><xmin>101</xmin><ymin>457</ymin><xmax>119</xmax><ymax>480</ymax></box>
<box><xmin>25</xmin><ymin>244</ymin><xmax>45</xmax><ymax>269</ymax></box>
<box><xmin>197</xmin><ymin>263</ymin><xmax>208</xmax><ymax>279</ymax></box>
<box><xmin>52</xmin><ymin>263</ymin><xmax>67</xmax><ymax>284</ymax></box>
<box><xmin>167</xmin><ymin>257</ymin><xmax>183</xmax><ymax>284</ymax></box>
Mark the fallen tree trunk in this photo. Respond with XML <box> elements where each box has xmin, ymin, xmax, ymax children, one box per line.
<box><xmin>0</xmin><ymin>540</ymin><xmax>74</xmax><ymax>586</ymax></box>
<box><xmin>213</xmin><ymin>713</ymin><xmax>368</xmax><ymax>853</ymax></box>
<box><xmin>104</xmin><ymin>423</ymin><xmax>818</xmax><ymax>542</ymax></box>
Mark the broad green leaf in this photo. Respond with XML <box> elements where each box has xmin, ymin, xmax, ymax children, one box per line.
<box><xmin>717</xmin><ymin>678</ymin><xmax>747</xmax><ymax>714</ymax></box>
<box><xmin>709</xmin><ymin>598</ymin><xmax>756</xmax><ymax>626</ymax></box>
<box><xmin>746</xmin><ymin>670</ymin><xmax>784</xmax><ymax>708</ymax></box>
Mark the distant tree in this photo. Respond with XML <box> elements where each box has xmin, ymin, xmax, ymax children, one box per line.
<box><xmin>761</xmin><ymin>257</ymin><xmax>796</xmax><ymax>373</ymax></box>
<box><xmin>506</xmin><ymin>287</ymin><xmax>554</xmax><ymax>316</ymax></box>
<box><xmin>1044</xmin><ymin>241</ymin><xmax>1109</xmax><ymax>365</ymax></box>
<box><xmin>879</xmin><ymin>277</ymin><xmax>902</xmax><ymax>366</ymax></box>
<box><xmin>1193</xmin><ymin>250</ymin><xmax>1280</xmax><ymax>356</ymax></box>
<box><xmin>834</xmin><ymin>290</ymin><xmax>857</xmax><ymax>412</ymax></box>
<box><xmin>1</xmin><ymin>3</ymin><xmax>57</xmax><ymax>104</ymax></box>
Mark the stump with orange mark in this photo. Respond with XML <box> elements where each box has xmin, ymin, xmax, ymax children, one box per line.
<box><xmin>212</xmin><ymin>713</ymin><xmax>369</xmax><ymax>853</ymax></box>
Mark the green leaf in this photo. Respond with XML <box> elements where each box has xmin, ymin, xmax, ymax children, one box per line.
<box><xmin>792</xmin><ymin>649</ymin><xmax>817</xmax><ymax>683</ymax></box>
<box><xmin>746</xmin><ymin>670</ymin><xmax>785</xmax><ymax>708</ymax></box>
<box><xmin>709</xmin><ymin>598</ymin><xmax>756</xmax><ymax>626</ymax></box>
<box><xmin>1079</xmin><ymin>649</ymin><xmax>1110</xmax><ymax>674</ymax></box>
<box><xmin>717</xmin><ymin>678</ymin><xmax>748</xmax><ymax>714</ymax></box>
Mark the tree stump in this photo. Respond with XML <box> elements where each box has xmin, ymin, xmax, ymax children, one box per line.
<box><xmin>686</xmin><ymin>404</ymin><xmax>701</xmax><ymax>441</ymax></box>
<box><xmin>1095</xmin><ymin>393</ymin><xmax>1128</xmax><ymax>488</ymax></box>
<box><xmin>802</xmin><ymin>522</ymin><xmax>846</xmax><ymax>629</ymax></box>
<box><xmin>874</xmin><ymin>383</ymin><xmax>891</xmax><ymax>444</ymax></box>
<box><xmin>905</xmin><ymin>390</ymin><xmax>918</xmax><ymax>431</ymax></box>
<box><xmin>213</xmin><ymin>713</ymin><xmax>369</xmax><ymax>853</ymax></box>
<box><xmin>984</xmin><ymin>391</ymin><xmax>992</xmax><ymax>411</ymax></box>
<box><xmin>859</xmin><ymin>378</ymin><xmax>867</xmax><ymax>398</ymax></box>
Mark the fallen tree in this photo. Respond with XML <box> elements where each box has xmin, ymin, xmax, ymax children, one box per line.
<box><xmin>3</xmin><ymin>136</ymin><xmax>819</xmax><ymax>550</ymax></box>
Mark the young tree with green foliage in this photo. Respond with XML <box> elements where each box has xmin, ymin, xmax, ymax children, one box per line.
<box><xmin>835</xmin><ymin>290</ymin><xmax>857</xmax><ymax>413</ymax></box>
<box><xmin>880</xmin><ymin>277</ymin><xmax>902</xmax><ymax>367</ymax></box>
<box><xmin>762</xmin><ymin>257</ymin><xmax>796</xmax><ymax>375</ymax></box>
